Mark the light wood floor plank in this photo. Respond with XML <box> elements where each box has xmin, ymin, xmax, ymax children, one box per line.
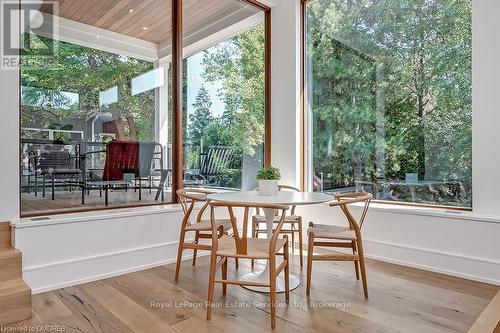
<box><xmin>80</xmin><ymin>281</ymin><xmax>178</xmax><ymax>333</ymax></box>
<box><xmin>55</xmin><ymin>286</ymin><xmax>135</xmax><ymax>332</ymax></box>
<box><xmin>151</xmin><ymin>265</ymin><xmax>308</xmax><ymax>333</ymax></box>
<box><xmin>3</xmin><ymin>251</ymin><xmax>497</xmax><ymax>333</ymax></box>
<box><xmin>108</xmin><ymin>271</ymin><xmax>263</xmax><ymax>333</ymax></box>
<box><xmin>304</xmin><ymin>260</ymin><xmax>486</xmax><ymax>331</ymax></box>
<box><xmin>31</xmin><ymin>291</ymin><xmax>72</xmax><ymax>323</ymax></box>
<box><xmin>468</xmin><ymin>290</ymin><xmax>500</xmax><ymax>333</ymax></box>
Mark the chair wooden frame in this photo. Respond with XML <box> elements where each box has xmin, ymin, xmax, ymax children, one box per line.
<box><xmin>175</xmin><ymin>188</ymin><xmax>234</xmax><ymax>281</ymax></box>
<box><xmin>306</xmin><ymin>192</ymin><xmax>372</xmax><ymax>298</ymax></box>
<box><xmin>252</xmin><ymin>185</ymin><xmax>304</xmax><ymax>266</ymax></box>
<box><xmin>206</xmin><ymin>201</ymin><xmax>290</xmax><ymax>329</ymax></box>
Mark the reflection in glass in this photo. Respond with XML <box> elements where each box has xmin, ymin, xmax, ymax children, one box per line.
<box><xmin>20</xmin><ymin>0</ymin><xmax>172</xmax><ymax>215</ymax></box>
<box><xmin>182</xmin><ymin>0</ymin><xmax>265</xmax><ymax>190</ymax></box>
<box><xmin>99</xmin><ymin>86</ymin><xmax>118</xmax><ymax>107</ymax></box>
<box><xmin>132</xmin><ymin>68</ymin><xmax>165</xmax><ymax>96</ymax></box>
<box><xmin>306</xmin><ymin>0</ymin><xmax>472</xmax><ymax>207</ymax></box>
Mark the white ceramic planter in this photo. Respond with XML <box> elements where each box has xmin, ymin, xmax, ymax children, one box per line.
<box><xmin>405</xmin><ymin>173</ymin><xmax>418</xmax><ymax>183</ymax></box>
<box><xmin>123</xmin><ymin>173</ymin><xmax>135</xmax><ymax>182</ymax></box>
<box><xmin>258</xmin><ymin>179</ymin><xmax>278</xmax><ymax>196</ymax></box>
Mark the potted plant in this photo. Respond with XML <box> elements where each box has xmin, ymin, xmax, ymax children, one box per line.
<box><xmin>123</xmin><ymin>167</ymin><xmax>137</xmax><ymax>182</ymax></box>
<box><xmin>257</xmin><ymin>167</ymin><xmax>281</xmax><ymax>196</ymax></box>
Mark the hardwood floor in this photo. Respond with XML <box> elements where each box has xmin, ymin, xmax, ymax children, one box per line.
<box><xmin>3</xmin><ymin>253</ymin><xmax>498</xmax><ymax>332</ymax></box>
<box><xmin>468</xmin><ymin>290</ymin><xmax>500</xmax><ymax>333</ymax></box>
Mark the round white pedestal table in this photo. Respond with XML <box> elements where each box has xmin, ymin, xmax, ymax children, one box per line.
<box><xmin>207</xmin><ymin>190</ymin><xmax>333</xmax><ymax>293</ymax></box>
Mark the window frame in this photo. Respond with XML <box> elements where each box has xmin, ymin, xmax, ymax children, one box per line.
<box><xmin>19</xmin><ymin>0</ymin><xmax>272</xmax><ymax>218</ymax></box>
<box><xmin>300</xmin><ymin>0</ymin><xmax>472</xmax><ymax>212</ymax></box>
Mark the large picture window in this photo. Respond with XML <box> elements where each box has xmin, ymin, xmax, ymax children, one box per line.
<box><xmin>20</xmin><ymin>0</ymin><xmax>172</xmax><ymax>215</ymax></box>
<box><xmin>305</xmin><ymin>0</ymin><xmax>472</xmax><ymax>208</ymax></box>
<box><xmin>183</xmin><ymin>19</ymin><xmax>265</xmax><ymax>191</ymax></box>
<box><xmin>19</xmin><ymin>0</ymin><xmax>270</xmax><ymax>216</ymax></box>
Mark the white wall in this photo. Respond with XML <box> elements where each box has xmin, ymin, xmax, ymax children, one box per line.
<box><xmin>471</xmin><ymin>0</ymin><xmax>500</xmax><ymax>216</ymax></box>
<box><xmin>15</xmin><ymin>207</ymin><xmax>186</xmax><ymax>293</ymax></box>
<box><xmin>17</xmin><ymin>205</ymin><xmax>212</xmax><ymax>293</ymax></box>
<box><xmin>270</xmin><ymin>0</ymin><xmax>301</xmax><ymax>188</ymax></box>
<box><xmin>0</xmin><ymin>0</ymin><xmax>20</xmax><ymax>224</ymax></box>
<box><xmin>297</xmin><ymin>204</ymin><xmax>500</xmax><ymax>285</ymax></box>
<box><xmin>0</xmin><ymin>68</ymin><xmax>19</xmax><ymax>223</ymax></box>
<box><xmin>14</xmin><ymin>204</ymin><xmax>230</xmax><ymax>293</ymax></box>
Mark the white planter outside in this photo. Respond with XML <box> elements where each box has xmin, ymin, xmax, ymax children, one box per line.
<box><xmin>405</xmin><ymin>173</ymin><xmax>418</xmax><ymax>183</ymax></box>
<box><xmin>123</xmin><ymin>173</ymin><xmax>135</xmax><ymax>182</ymax></box>
<box><xmin>258</xmin><ymin>179</ymin><xmax>278</xmax><ymax>196</ymax></box>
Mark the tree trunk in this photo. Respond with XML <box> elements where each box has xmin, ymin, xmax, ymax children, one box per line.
<box><xmin>127</xmin><ymin>116</ymin><xmax>138</xmax><ymax>141</ymax></box>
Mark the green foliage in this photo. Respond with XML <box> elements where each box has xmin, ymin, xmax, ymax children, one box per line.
<box><xmin>188</xmin><ymin>85</ymin><xmax>213</xmax><ymax>146</ymax></box>
<box><xmin>306</xmin><ymin>0</ymin><xmax>472</xmax><ymax>207</ymax></box>
<box><xmin>21</xmin><ymin>34</ymin><xmax>155</xmax><ymax>142</ymax></box>
<box><xmin>185</xmin><ymin>25</ymin><xmax>266</xmax><ymax>188</ymax></box>
<box><xmin>200</xmin><ymin>25</ymin><xmax>265</xmax><ymax>156</ymax></box>
<box><xmin>256</xmin><ymin>167</ymin><xmax>281</xmax><ymax>181</ymax></box>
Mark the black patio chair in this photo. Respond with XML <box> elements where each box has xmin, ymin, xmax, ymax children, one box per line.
<box><xmin>80</xmin><ymin>141</ymin><xmax>166</xmax><ymax>206</ymax></box>
<box><xmin>37</xmin><ymin>149</ymin><xmax>82</xmax><ymax>200</ymax></box>
<box><xmin>199</xmin><ymin>146</ymin><xmax>236</xmax><ymax>186</ymax></box>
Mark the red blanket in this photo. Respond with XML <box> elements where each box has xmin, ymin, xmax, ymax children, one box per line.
<box><xmin>102</xmin><ymin>141</ymin><xmax>140</xmax><ymax>181</ymax></box>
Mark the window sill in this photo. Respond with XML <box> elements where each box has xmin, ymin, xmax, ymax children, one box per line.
<box><xmin>15</xmin><ymin>196</ymin><xmax>500</xmax><ymax>228</ymax></box>
<box><xmin>349</xmin><ymin>201</ymin><xmax>500</xmax><ymax>224</ymax></box>
<box><xmin>16</xmin><ymin>189</ymin><xmax>240</xmax><ymax>227</ymax></box>
<box><xmin>15</xmin><ymin>203</ymin><xmax>188</xmax><ymax>228</ymax></box>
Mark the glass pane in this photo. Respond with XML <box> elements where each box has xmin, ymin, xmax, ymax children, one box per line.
<box><xmin>20</xmin><ymin>0</ymin><xmax>172</xmax><ymax>215</ymax></box>
<box><xmin>306</xmin><ymin>0</ymin><xmax>472</xmax><ymax>207</ymax></box>
<box><xmin>183</xmin><ymin>0</ymin><xmax>265</xmax><ymax>190</ymax></box>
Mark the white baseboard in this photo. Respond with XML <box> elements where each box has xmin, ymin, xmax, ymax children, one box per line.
<box><xmin>24</xmin><ymin>239</ymin><xmax>207</xmax><ymax>294</ymax></box>
<box><xmin>27</xmin><ymin>237</ymin><xmax>499</xmax><ymax>295</ymax></box>
<box><xmin>29</xmin><ymin>259</ymin><xmax>172</xmax><ymax>294</ymax></box>
<box><xmin>26</xmin><ymin>238</ymin><xmax>500</xmax><ymax>294</ymax></box>
<box><xmin>363</xmin><ymin>238</ymin><xmax>500</xmax><ymax>285</ymax></box>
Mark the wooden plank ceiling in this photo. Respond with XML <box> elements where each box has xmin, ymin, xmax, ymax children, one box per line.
<box><xmin>40</xmin><ymin>0</ymin><xmax>259</xmax><ymax>44</ymax></box>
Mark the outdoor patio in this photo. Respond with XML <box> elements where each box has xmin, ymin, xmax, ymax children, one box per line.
<box><xmin>21</xmin><ymin>189</ymin><xmax>173</xmax><ymax>215</ymax></box>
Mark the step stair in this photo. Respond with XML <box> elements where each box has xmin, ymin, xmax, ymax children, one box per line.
<box><xmin>468</xmin><ymin>290</ymin><xmax>500</xmax><ymax>333</ymax></box>
<box><xmin>0</xmin><ymin>222</ymin><xmax>31</xmax><ymax>326</ymax></box>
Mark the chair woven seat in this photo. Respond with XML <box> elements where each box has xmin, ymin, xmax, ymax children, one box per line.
<box><xmin>306</xmin><ymin>192</ymin><xmax>372</xmax><ymax>298</ymax></box>
<box><xmin>185</xmin><ymin>219</ymin><xmax>232</xmax><ymax>231</ymax></box>
<box><xmin>252</xmin><ymin>185</ymin><xmax>305</xmax><ymax>267</ymax></box>
<box><xmin>307</xmin><ymin>224</ymin><xmax>357</xmax><ymax>240</ymax></box>
<box><xmin>216</xmin><ymin>235</ymin><xmax>287</xmax><ymax>259</ymax></box>
<box><xmin>175</xmin><ymin>188</ymin><xmax>239</xmax><ymax>282</ymax></box>
<box><xmin>205</xmin><ymin>201</ymin><xmax>291</xmax><ymax>329</ymax></box>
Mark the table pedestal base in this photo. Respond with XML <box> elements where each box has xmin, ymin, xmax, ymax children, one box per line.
<box><xmin>241</xmin><ymin>207</ymin><xmax>301</xmax><ymax>293</ymax></box>
<box><xmin>204</xmin><ymin>191</ymin><xmax>334</xmax><ymax>293</ymax></box>
<box><xmin>241</xmin><ymin>267</ymin><xmax>300</xmax><ymax>293</ymax></box>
